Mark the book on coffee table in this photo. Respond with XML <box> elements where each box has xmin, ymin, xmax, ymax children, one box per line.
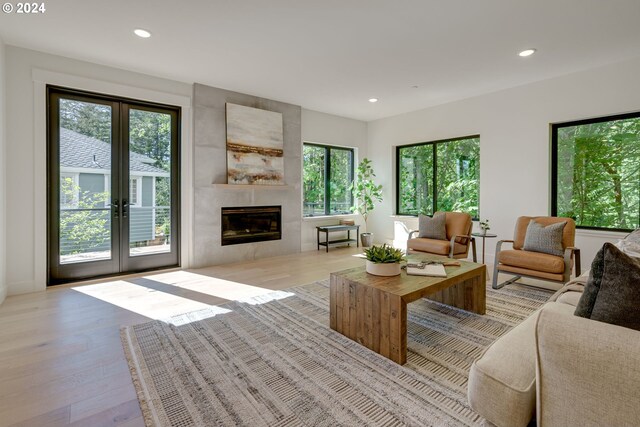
<box><xmin>405</xmin><ymin>262</ymin><xmax>447</xmax><ymax>277</ymax></box>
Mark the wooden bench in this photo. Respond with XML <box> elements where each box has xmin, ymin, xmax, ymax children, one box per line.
<box><xmin>316</xmin><ymin>225</ymin><xmax>360</xmax><ymax>252</ymax></box>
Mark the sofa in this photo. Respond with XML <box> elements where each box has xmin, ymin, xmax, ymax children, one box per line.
<box><xmin>467</xmin><ymin>272</ymin><xmax>640</xmax><ymax>426</ymax></box>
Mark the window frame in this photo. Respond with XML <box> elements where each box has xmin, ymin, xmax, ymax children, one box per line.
<box><xmin>302</xmin><ymin>142</ymin><xmax>355</xmax><ymax>217</ymax></box>
<box><xmin>551</xmin><ymin>110</ymin><xmax>640</xmax><ymax>232</ymax></box>
<box><xmin>395</xmin><ymin>134</ymin><xmax>480</xmax><ymax>219</ymax></box>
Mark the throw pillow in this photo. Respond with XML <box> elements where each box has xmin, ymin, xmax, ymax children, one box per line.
<box><xmin>614</xmin><ymin>228</ymin><xmax>640</xmax><ymax>259</ymax></box>
<box><xmin>574</xmin><ymin>243</ymin><xmax>640</xmax><ymax>331</ymax></box>
<box><xmin>418</xmin><ymin>212</ymin><xmax>447</xmax><ymax>240</ymax></box>
<box><xmin>573</xmin><ymin>245</ymin><xmax>605</xmax><ymax>319</ymax></box>
<box><xmin>522</xmin><ymin>220</ymin><xmax>566</xmax><ymax>257</ymax></box>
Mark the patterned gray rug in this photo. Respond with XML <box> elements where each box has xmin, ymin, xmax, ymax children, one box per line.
<box><xmin>121</xmin><ymin>280</ymin><xmax>551</xmax><ymax>427</ymax></box>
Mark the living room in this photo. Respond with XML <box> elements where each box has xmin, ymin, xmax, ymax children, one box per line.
<box><xmin>1</xmin><ymin>1</ymin><xmax>640</xmax><ymax>426</ymax></box>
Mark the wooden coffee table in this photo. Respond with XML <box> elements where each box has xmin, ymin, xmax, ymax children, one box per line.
<box><xmin>329</xmin><ymin>255</ymin><xmax>486</xmax><ymax>365</ymax></box>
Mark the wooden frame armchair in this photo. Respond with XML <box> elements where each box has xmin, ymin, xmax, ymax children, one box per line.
<box><xmin>492</xmin><ymin>216</ymin><xmax>581</xmax><ymax>289</ymax></box>
<box><xmin>407</xmin><ymin>211</ymin><xmax>477</xmax><ymax>262</ymax></box>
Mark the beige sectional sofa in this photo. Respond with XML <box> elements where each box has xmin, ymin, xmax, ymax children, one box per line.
<box><xmin>468</xmin><ymin>273</ymin><xmax>640</xmax><ymax>426</ymax></box>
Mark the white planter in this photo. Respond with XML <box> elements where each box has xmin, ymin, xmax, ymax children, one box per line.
<box><xmin>366</xmin><ymin>260</ymin><xmax>401</xmax><ymax>276</ymax></box>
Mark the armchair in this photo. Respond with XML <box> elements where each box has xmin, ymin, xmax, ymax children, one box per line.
<box><xmin>492</xmin><ymin>216</ymin><xmax>581</xmax><ymax>289</ymax></box>
<box><xmin>407</xmin><ymin>211</ymin><xmax>477</xmax><ymax>262</ymax></box>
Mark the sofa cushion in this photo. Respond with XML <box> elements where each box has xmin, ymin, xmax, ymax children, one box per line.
<box><xmin>522</xmin><ymin>220</ymin><xmax>566</xmax><ymax>257</ymax></box>
<box><xmin>498</xmin><ymin>249</ymin><xmax>565</xmax><ymax>274</ymax></box>
<box><xmin>407</xmin><ymin>238</ymin><xmax>466</xmax><ymax>255</ymax></box>
<box><xmin>614</xmin><ymin>228</ymin><xmax>640</xmax><ymax>259</ymax></box>
<box><xmin>555</xmin><ymin>291</ymin><xmax>582</xmax><ymax>307</ymax></box>
<box><xmin>574</xmin><ymin>243</ymin><xmax>640</xmax><ymax>331</ymax></box>
<box><xmin>418</xmin><ymin>212</ymin><xmax>446</xmax><ymax>240</ymax></box>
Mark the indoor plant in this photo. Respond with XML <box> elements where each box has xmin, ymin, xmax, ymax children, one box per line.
<box><xmin>364</xmin><ymin>244</ymin><xmax>405</xmax><ymax>276</ymax></box>
<box><xmin>350</xmin><ymin>158</ymin><xmax>383</xmax><ymax>247</ymax></box>
<box><xmin>479</xmin><ymin>219</ymin><xmax>490</xmax><ymax>235</ymax></box>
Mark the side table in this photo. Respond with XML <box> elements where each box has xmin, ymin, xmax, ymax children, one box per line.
<box><xmin>471</xmin><ymin>232</ymin><xmax>497</xmax><ymax>264</ymax></box>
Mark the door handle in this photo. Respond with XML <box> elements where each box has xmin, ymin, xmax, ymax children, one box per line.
<box><xmin>111</xmin><ymin>200</ymin><xmax>119</xmax><ymax>218</ymax></box>
<box><xmin>122</xmin><ymin>199</ymin><xmax>129</xmax><ymax>218</ymax></box>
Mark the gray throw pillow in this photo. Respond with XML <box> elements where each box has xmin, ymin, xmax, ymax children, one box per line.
<box><xmin>418</xmin><ymin>212</ymin><xmax>446</xmax><ymax>240</ymax></box>
<box><xmin>574</xmin><ymin>243</ymin><xmax>640</xmax><ymax>332</ymax></box>
<box><xmin>522</xmin><ymin>220</ymin><xmax>566</xmax><ymax>257</ymax></box>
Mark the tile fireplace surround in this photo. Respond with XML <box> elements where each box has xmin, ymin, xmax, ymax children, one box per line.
<box><xmin>193</xmin><ymin>83</ymin><xmax>302</xmax><ymax>267</ymax></box>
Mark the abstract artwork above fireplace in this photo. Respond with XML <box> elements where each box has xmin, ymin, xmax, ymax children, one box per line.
<box><xmin>226</xmin><ymin>103</ymin><xmax>284</xmax><ymax>185</ymax></box>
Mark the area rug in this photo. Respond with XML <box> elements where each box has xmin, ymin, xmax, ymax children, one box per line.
<box><xmin>121</xmin><ymin>280</ymin><xmax>552</xmax><ymax>427</ymax></box>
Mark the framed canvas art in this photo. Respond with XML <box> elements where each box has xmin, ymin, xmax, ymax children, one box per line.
<box><xmin>226</xmin><ymin>103</ymin><xmax>284</xmax><ymax>185</ymax></box>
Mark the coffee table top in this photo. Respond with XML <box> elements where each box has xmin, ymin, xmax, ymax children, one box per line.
<box><xmin>331</xmin><ymin>254</ymin><xmax>485</xmax><ymax>302</ymax></box>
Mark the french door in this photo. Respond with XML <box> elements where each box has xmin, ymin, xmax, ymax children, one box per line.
<box><xmin>47</xmin><ymin>87</ymin><xmax>180</xmax><ymax>284</ymax></box>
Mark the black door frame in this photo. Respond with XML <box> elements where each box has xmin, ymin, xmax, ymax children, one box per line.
<box><xmin>47</xmin><ymin>86</ymin><xmax>181</xmax><ymax>285</ymax></box>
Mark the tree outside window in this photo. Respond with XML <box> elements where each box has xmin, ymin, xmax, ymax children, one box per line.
<box><xmin>303</xmin><ymin>143</ymin><xmax>354</xmax><ymax>216</ymax></box>
<box><xmin>397</xmin><ymin>136</ymin><xmax>480</xmax><ymax>218</ymax></box>
<box><xmin>553</xmin><ymin>113</ymin><xmax>640</xmax><ymax>231</ymax></box>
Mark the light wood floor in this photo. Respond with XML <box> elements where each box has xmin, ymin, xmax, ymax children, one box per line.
<box><xmin>0</xmin><ymin>247</ymin><xmax>365</xmax><ymax>427</ymax></box>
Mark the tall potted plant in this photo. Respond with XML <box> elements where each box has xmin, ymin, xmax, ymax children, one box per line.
<box><xmin>350</xmin><ymin>158</ymin><xmax>383</xmax><ymax>247</ymax></box>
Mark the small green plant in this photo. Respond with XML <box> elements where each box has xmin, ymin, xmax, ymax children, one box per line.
<box><xmin>479</xmin><ymin>219</ymin><xmax>490</xmax><ymax>232</ymax></box>
<box><xmin>364</xmin><ymin>244</ymin><xmax>405</xmax><ymax>264</ymax></box>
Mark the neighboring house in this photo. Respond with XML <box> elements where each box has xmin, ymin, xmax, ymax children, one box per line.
<box><xmin>59</xmin><ymin>128</ymin><xmax>170</xmax><ymax>254</ymax></box>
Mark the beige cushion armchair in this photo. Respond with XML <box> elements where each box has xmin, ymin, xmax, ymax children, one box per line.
<box><xmin>407</xmin><ymin>211</ymin><xmax>477</xmax><ymax>262</ymax></box>
<box><xmin>492</xmin><ymin>216</ymin><xmax>581</xmax><ymax>289</ymax></box>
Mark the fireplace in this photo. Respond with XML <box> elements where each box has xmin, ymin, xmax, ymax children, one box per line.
<box><xmin>221</xmin><ymin>206</ymin><xmax>282</xmax><ymax>246</ymax></box>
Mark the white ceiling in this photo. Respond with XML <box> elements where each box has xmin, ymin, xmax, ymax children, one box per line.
<box><xmin>1</xmin><ymin>0</ymin><xmax>640</xmax><ymax>121</ymax></box>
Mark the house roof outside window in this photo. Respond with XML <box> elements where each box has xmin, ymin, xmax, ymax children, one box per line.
<box><xmin>59</xmin><ymin>128</ymin><xmax>169</xmax><ymax>176</ymax></box>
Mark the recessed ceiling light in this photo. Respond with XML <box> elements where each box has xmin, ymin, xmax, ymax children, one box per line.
<box><xmin>369</xmin><ymin>98</ymin><xmax>378</xmax><ymax>103</ymax></box>
<box><xmin>518</xmin><ymin>49</ymin><xmax>536</xmax><ymax>57</ymax></box>
<box><xmin>134</xmin><ymin>28</ymin><xmax>152</xmax><ymax>38</ymax></box>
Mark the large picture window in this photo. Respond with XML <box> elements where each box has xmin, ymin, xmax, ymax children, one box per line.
<box><xmin>303</xmin><ymin>143</ymin><xmax>354</xmax><ymax>216</ymax></box>
<box><xmin>396</xmin><ymin>135</ymin><xmax>480</xmax><ymax>218</ymax></box>
<box><xmin>552</xmin><ymin>112</ymin><xmax>640</xmax><ymax>231</ymax></box>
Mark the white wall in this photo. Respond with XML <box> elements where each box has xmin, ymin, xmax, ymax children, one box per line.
<box><xmin>300</xmin><ymin>109</ymin><xmax>367</xmax><ymax>251</ymax></box>
<box><xmin>5</xmin><ymin>46</ymin><xmax>192</xmax><ymax>296</ymax></box>
<box><xmin>0</xmin><ymin>38</ymin><xmax>7</xmax><ymax>304</ymax></box>
<box><xmin>367</xmin><ymin>56</ymin><xmax>640</xmax><ymax>271</ymax></box>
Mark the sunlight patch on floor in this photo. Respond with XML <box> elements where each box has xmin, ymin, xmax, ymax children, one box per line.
<box><xmin>142</xmin><ymin>270</ymin><xmax>280</xmax><ymax>301</ymax></box>
<box><xmin>72</xmin><ymin>279</ymin><xmax>231</xmax><ymax>321</ymax></box>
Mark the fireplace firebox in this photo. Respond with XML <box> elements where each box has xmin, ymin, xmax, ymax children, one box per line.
<box><xmin>221</xmin><ymin>206</ymin><xmax>282</xmax><ymax>246</ymax></box>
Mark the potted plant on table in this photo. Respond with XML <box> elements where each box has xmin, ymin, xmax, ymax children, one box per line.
<box><xmin>479</xmin><ymin>219</ymin><xmax>490</xmax><ymax>235</ymax></box>
<box><xmin>364</xmin><ymin>244</ymin><xmax>405</xmax><ymax>276</ymax></box>
<box><xmin>350</xmin><ymin>158</ymin><xmax>383</xmax><ymax>247</ymax></box>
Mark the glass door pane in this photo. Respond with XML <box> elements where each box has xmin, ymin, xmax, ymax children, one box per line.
<box><xmin>128</xmin><ymin>108</ymin><xmax>172</xmax><ymax>256</ymax></box>
<box><xmin>58</xmin><ymin>99</ymin><xmax>113</xmax><ymax>264</ymax></box>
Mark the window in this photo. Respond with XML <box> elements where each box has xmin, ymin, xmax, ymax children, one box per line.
<box><xmin>303</xmin><ymin>143</ymin><xmax>354</xmax><ymax>216</ymax></box>
<box><xmin>552</xmin><ymin>112</ymin><xmax>640</xmax><ymax>231</ymax></box>
<box><xmin>130</xmin><ymin>177</ymin><xmax>141</xmax><ymax>206</ymax></box>
<box><xmin>396</xmin><ymin>135</ymin><xmax>480</xmax><ymax>218</ymax></box>
<box><xmin>60</xmin><ymin>172</ymin><xmax>79</xmax><ymax>209</ymax></box>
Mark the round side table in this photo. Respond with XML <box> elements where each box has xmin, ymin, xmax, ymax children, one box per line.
<box><xmin>471</xmin><ymin>232</ymin><xmax>497</xmax><ymax>264</ymax></box>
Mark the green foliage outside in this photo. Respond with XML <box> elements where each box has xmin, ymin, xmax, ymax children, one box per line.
<box><xmin>303</xmin><ymin>144</ymin><xmax>353</xmax><ymax>216</ymax></box>
<box><xmin>398</xmin><ymin>137</ymin><xmax>479</xmax><ymax>218</ymax></box>
<box><xmin>58</xmin><ymin>99</ymin><xmax>173</xmax><ymax>251</ymax></box>
<box><xmin>556</xmin><ymin>117</ymin><xmax>640</xmax><ymax>230</ymax></box>
<box><xmin>364</xmin><ymin>244</ymin><xmax>405</xmax><ymax>264</ymax></box>
<box><xmin>350</xmin><ymin>158</ymin><xmax>383</xmax><ymax>225</ymax></box>
<box><xmin>59</xmin><ymin>177</ymin><xmax>110</xmax><ymax>255</ymax></box>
